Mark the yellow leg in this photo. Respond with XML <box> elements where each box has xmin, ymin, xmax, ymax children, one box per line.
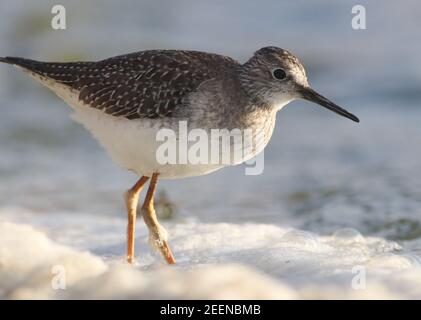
<box><xmin>124</xmin><ymin>176</ymin><xmax>149</xmax><ymax>264</ymax></box>
<box><xmin>141</xmin><ymin>173</ymin><xmax>176</xmax><ymax>264</ymax></box>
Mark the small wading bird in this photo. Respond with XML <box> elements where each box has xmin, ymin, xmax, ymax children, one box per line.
<box><xmin>0</xmin><ymin>47</ymin><xmax>359</xmax><ymax>264</ymax></box>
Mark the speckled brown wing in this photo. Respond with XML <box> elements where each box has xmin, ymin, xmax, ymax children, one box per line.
<box><xmin>1</xmin><ymin>50</ymin><xmax>239</xmax><ymax>120</ymax></box>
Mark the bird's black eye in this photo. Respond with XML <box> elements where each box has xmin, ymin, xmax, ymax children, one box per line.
<box><xmin>273</xmin><ymin>68</ymin><xmax>286</xmax><ymax>80</ymax></box>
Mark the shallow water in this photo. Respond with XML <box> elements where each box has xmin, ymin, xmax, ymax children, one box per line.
<box><xmin>0</xmin><ymin>0</ymin><xmax>420</xmax><ymax>298</ymax></box>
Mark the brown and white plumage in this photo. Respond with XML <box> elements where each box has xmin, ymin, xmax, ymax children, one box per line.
<box><xmin>0</xmin><ymin>50</ymin><xmax>239</xmax><ymax>120</ymax></box>
<box><xmin>0</xmin><ymin>49</ymin><xmax>288</xmax><ymax>179</ymax></box>
<box><xmin>0</xmin><ymin>47</ymin><xmax>359</xmax><ymax>264</ymax></box>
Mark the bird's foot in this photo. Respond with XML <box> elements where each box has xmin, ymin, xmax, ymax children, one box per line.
<box><xmin>148</xmin><ymin>225</ymin><xmax>176</xmax><ymax>264</ymax></box>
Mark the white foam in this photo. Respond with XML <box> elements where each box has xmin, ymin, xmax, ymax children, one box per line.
<box><xmin>0</xmin><ymin>210</ymin><xmax>420</xmax><ymax>299</ymax></box>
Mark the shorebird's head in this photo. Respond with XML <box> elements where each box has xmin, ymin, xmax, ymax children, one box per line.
<box><xmin>240</xmin><ymin>46</ymin><xmax>359</xmax><ymax>122</ymax></box>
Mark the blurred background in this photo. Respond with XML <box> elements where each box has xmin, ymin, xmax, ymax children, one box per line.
<box><xmin>0</xmin><ymin>0</ymin><xmax>420</xmax><ymax>246</ymax></box>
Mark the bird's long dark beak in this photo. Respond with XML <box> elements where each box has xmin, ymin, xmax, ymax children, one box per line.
<box><xmin>300</xmin><ymin>87</ymin><xmax>359</xmax><ymax>123</ymax></box>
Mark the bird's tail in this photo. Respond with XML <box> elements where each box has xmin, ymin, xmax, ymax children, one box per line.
<box><xmin>0</xmin><ymin>56</ymin><xmax>47</xmax><ymax>74</ymax></box>
<box><xmin>1</xmin><ymin>56</ymin><xmax>33</xmax><ymax>66</ymax></box>
<box><xmin>0</xmin><ymin>56</ymin><xmax>95</xmax><ymax>85</ymax></box>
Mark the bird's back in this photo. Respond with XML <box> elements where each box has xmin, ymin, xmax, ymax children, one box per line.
<box><xmin>0</xmin><ymin>50</ymin><xmax>240</xmax><ymax>119</ymax></box>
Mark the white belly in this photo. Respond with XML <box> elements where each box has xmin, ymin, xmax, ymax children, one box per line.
<box><xmin>71</xmin><ymin>105</ymin><xmax>226</xmax><ymax>179</ymax></box>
